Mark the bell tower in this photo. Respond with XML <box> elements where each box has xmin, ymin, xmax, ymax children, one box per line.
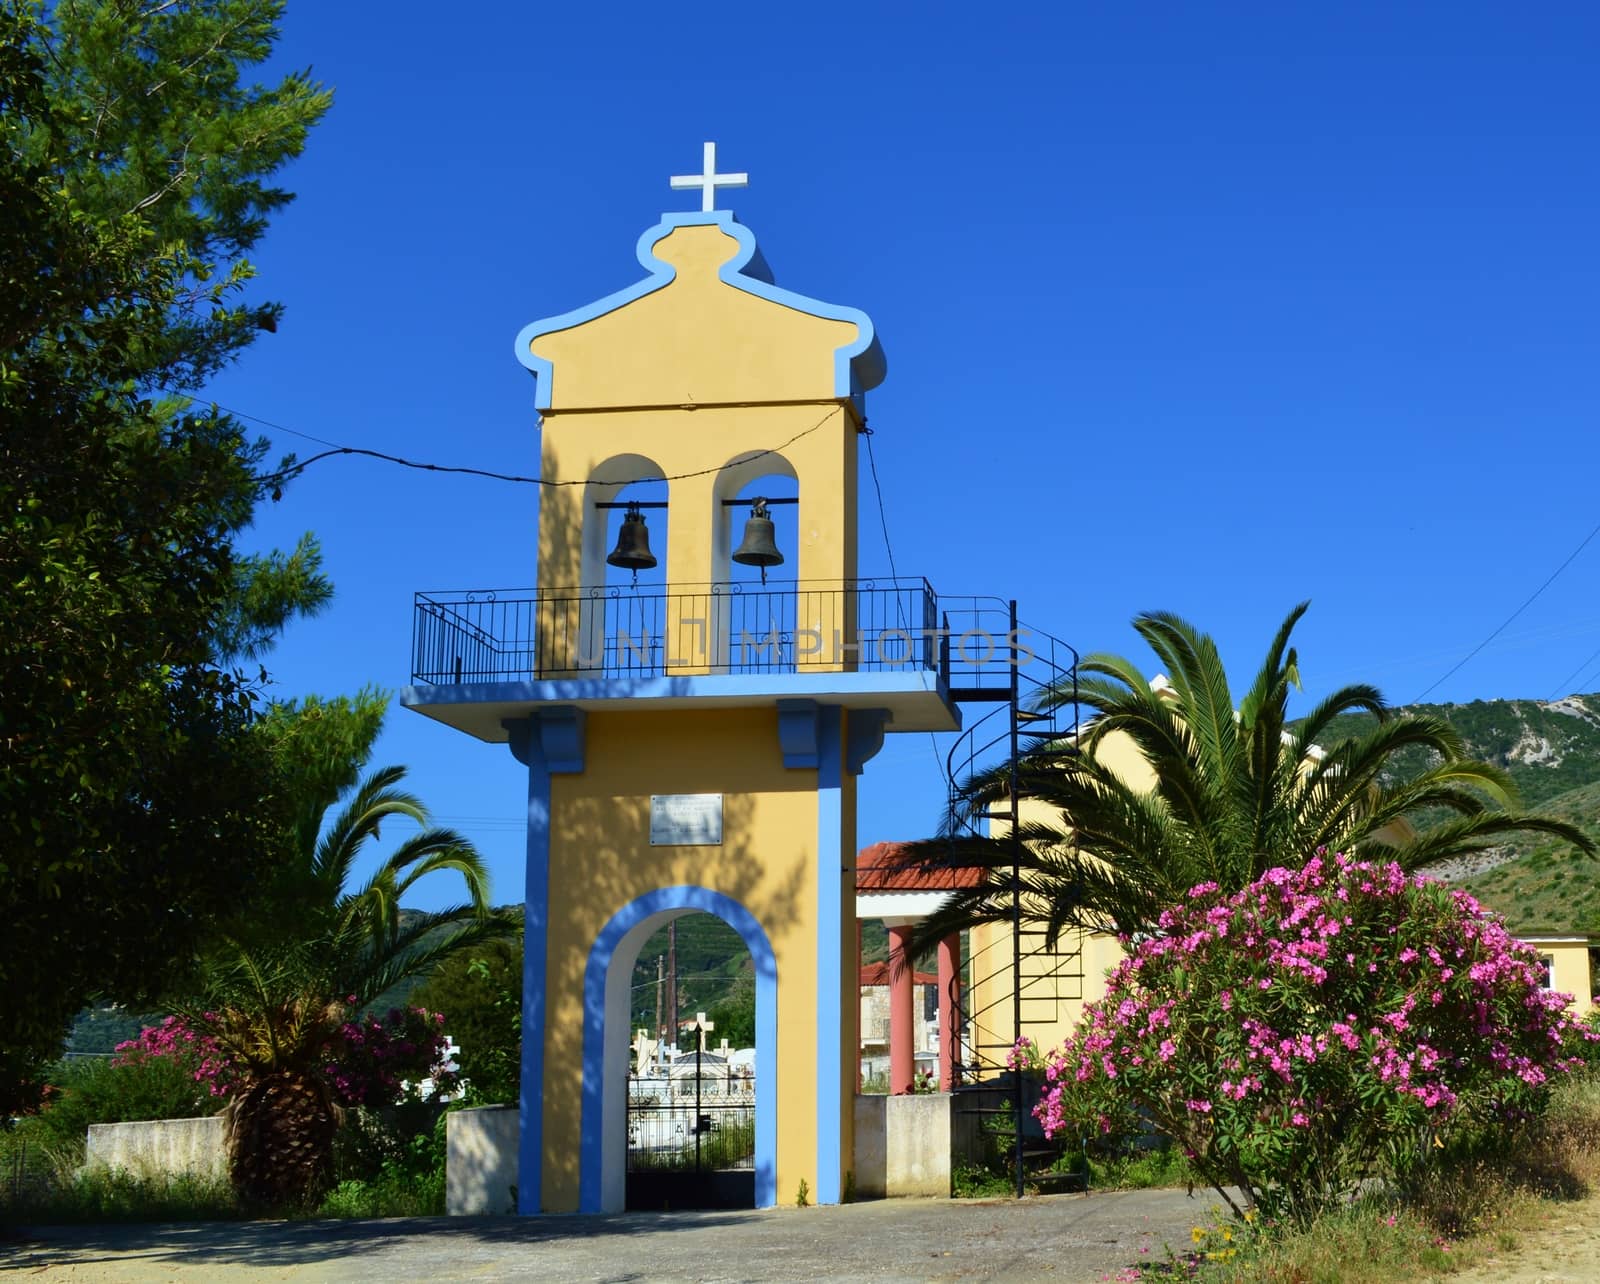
<box><xmin>404</xmin><ymin>146</ymin><xmax>959</xmax><ymax>1213</ymax></box>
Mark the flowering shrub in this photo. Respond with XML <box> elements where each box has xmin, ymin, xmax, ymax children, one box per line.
<box><xmin>1034</xmin><ymin>852</ymin><xmax>1593</xmax><ymax>1224</ymax></box>
<box><xmin>123</xmin><ymin>1006</ymin><xmax>456</xmax><ymax>1110</ymax></box>
<box><xmin>1006</xmin><ymin>1035</ymin><xmax>1045</xmax><ymax>1074</ymax></box>
<box><xmin>115</xmin><ymin>1015</ymin><xmax>232</xmax><ymax>1099</ymax></box>
<box><xmin>323</xmin><ymin>1006</ymin><xmax>458</xmax><ymax>1108</ymax></box>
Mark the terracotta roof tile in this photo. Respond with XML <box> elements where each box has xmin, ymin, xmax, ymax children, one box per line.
<box><xmin>856</xmin><ymin>841</ymin><xmax>986</xmax><ymax>892</ymax></box>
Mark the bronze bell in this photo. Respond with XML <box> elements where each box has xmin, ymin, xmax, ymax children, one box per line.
<box><xmin>732</xmin><ymin>498</ymin><xmax>784</xmax><ymax>578</ymax></box>
<box><xmin>606</xmin><ymin>503</ymin><xmax>657</xmax><ymax>571</ymax></box>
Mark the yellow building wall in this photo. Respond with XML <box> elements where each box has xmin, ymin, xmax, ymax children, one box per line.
<box><xmin>966</xmin><ymin>726</ymin><xmax>1154</xmax><ymax>1060</ymax></box>
<box><xmin>535</xmin><ymin>404</ymin><xmax>858</xmax><ymax>590</ymax></box>
<box><xmin>525</xmin><ymin>222</ymin><xmax>867</xmax><ymax>676</ymax></box>
<box><xmin>1524</xmin><ymin>939</ymin><xmax>1595</xmax><ymax>1015</ymax></box>
<box><xmin>538</xmin><ymin>706</ymin><xmax>853</xmax><ymax>1210</ymax></box>
<box><xmin>529</xmin><ymin>222</ymin><xmax>858</xmax><ymax>412</ymax></box>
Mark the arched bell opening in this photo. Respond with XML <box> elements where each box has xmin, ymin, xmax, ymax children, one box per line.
<box><xmin>580</xmin><ymin>887</ymin><xmax>777</xmax><ymax>1214</ymax></box>
<box><xmin>575</xmin><ymin>455</ymin><xmax>667</xmax><ymax>674</ymax></box>
<box><xmin>710</xmin><ymin>454</ymin><xmax>799</xmax><ymax>672</ymax></box>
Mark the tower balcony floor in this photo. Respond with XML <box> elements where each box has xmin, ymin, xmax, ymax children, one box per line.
<box><xmin>405</xmin><ymin>578</ymin><xmax>964</xmax><ymax>742</ymax></box>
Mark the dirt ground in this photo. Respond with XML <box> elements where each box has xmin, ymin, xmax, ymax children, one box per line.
<box><xmin>1446</xmin><ymin>1185</ymin><xmax>1600</xmax><ymax>1284</ymax></box>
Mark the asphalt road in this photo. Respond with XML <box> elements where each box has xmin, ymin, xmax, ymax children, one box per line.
<box><xmin>4</xmin><ymin>1190</ymin><xmax>1220</xmax><ymax>1282</ymax></box>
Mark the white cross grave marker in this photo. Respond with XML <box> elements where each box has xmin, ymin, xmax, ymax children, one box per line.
<box><xmin>631</xmin><ymin>1027</ymin><xmax>658</xmax><ymax>1077</ymax></box>
<box><xmin>717</xmin><ymin>1037</ymin><xmax>731</xmax><ymax>1060</ymax></box>
<box><xmin>689</xmin><ymin>1011</ymin><xmax>715</xmax><ymax>1053</ymax></box>
<box><xmin>670</xmin><ymin>142</ymin><xmax>748</xmax><ymax>212</ymax></box>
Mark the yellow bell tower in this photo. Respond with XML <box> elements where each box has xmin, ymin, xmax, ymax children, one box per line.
<box><xmin>404</xmin><ymin>146</ymin><xmax>959</xmax><ymax>1213</ymax></box>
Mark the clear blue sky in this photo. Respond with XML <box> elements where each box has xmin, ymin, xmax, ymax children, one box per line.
<box><xmin>210</xmin><ymin>3</ymin><xmax>1600</xmax><ymax>911</ymax></box>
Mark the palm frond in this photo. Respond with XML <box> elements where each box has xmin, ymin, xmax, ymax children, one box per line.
<box><xmin>1385</xmin><ymin>812</ymin><xmax>1595</xmax><ymax>871</ymax></box>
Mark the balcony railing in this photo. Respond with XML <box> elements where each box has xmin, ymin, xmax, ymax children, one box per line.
<box><xmin>411</xmin><ymin>579</ymin><xmax>940</xmax><ymax>685</ymax></box>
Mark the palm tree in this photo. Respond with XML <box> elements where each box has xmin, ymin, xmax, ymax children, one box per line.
<box><xmin>908</xmin><ymin>603</ymin><xmax>1593</xmax><ymax>946</ymax></box>
<box><xmin>193</xmin><ymin>765</ymin><xmax>512</xmax><ymax>1208</ymax></box>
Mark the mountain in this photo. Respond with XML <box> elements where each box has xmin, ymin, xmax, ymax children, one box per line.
<box><xmin>1314</xmin><ymin>693</ymin><xmax>1600</xmax><ymax>934</ymax></box>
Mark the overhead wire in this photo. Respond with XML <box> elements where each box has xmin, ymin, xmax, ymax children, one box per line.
<box><xmin>1414</xmin><ymin>515</ymin><xmax>1600</xmax><ymax>704</ymax></box>
<box><xmin>160</xmin><ymin>391</ymin><xmax>838</xmax><ymax>492</ymax></box>
<box><xmin>176</xmin><ymin>388</ymin><xmax>963</xmax><ymax>800</ymax></box>
<box><xmin>861</xmin><ymin>423</ymin><xmax>955</xmax><ymax>796</ymax></box>
<box><xmin>1546</xmin><ymin>642</ymin><xmax>1600</xmax><ymax>702</ymax></box>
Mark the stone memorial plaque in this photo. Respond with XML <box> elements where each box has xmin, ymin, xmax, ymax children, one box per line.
<box><xmin>649</xmin><ymin>793</ymin><xmax>723</xmax><ymax>846</ymax></box>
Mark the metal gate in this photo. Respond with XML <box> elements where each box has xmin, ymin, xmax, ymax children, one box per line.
<box><xmin>625</xmin><ymin>1050</ymin><xmax>755</xmax><ymax>1210</ymax></box>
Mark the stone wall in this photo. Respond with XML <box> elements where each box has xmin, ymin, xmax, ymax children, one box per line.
<box><xmin>446</xmin><ymin>1105</ymin><xmax>518</xmax><ymax>1215</ymax></box>
<box><xmin>85</xmin><ymin>1115</ymin><xmax>226</xmax><ymax>1180</ymax></box>
<box><xmin>852</xmin><ymin>1093</ymin><xmax>951</xmax><ymax>1198</ymax></box>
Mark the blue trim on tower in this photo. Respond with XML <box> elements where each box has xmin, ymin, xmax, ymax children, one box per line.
<box><xmin>505</xmin><ymin>710</ymin><xmax>587</xmax><ymax>1215</ymax></box>
<box><xmin>776</xmin><ymin>698</ymin><xmax>821</xmax><ymax>768</ymax></box>
<box><xmin>845</xmin><ymin>708</ymin><xmax>892</xmax><ymax>775</ymax></box>
<box><xmin>513</xmin><ymin>211</ymin><xmax>885</xmax><ymax>410</ymax></box>
<box><xmin>402</xmin><ymin>667</ymin><xmax>959</xmax><ymax>726</ymax></box>
<box><xmin>814</xmin><ymin>705</ymin><xmax>844</xmax><ymax>1204</ymax></box>
<box><xmin>579</xmin><ymin>887</ymin><xmax>778</xmax><ymax>1211</ymax></box>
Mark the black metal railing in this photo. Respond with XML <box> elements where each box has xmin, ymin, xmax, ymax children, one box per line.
<box><xmin>411</xmin><ymin>578</ymin><xmax>939</xmax><ymax>684</ymax></box>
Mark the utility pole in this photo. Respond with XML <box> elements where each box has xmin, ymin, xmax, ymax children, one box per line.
<box><xmin>666</xmin><ymin>921</ymin><xmax>678</xmax><ymax>1052</ymax></box>
<box><xmin>654</xmin><ymin>954</ymin><xmax>664</xmax><ymax>1046</ymax></box>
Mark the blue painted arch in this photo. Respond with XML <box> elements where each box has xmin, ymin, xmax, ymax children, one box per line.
<box><xmin>579</xmin><ymin>886</ymin><xmax>778</xmax><ymax>1212</ymax></box>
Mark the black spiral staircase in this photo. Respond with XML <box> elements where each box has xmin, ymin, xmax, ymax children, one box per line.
<box><xmin>938</xmin><ymin>598</ymin><xmax>1087</xmax><ymax>1197</ymax></box>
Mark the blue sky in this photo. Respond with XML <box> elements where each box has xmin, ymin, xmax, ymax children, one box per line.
<box><xmin>211</xmin><ymin>3</ymin><xmax>1600</xmax><ymax>911</ymax></box>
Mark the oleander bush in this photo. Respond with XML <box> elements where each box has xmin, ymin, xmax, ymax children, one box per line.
<box><xmin>1033</xmin><ymin>851</ymin><xmax>1595</xmax><ymax>1225</ymax></box>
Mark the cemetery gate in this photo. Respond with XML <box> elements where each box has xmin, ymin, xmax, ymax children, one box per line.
<box><xmin>625</xmin><ymin>1046</ymin><xmax>756</xmax><ymax>1210</ymax></box>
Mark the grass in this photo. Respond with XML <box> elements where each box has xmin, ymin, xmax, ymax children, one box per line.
<box><xmin>952</xmin><ymin>1129</ymin><xmax>1195</xmax><ymax>1199</ymax></box>
<box><xmin>627</xmin><ymin>1114</ymin><xmax>756</xmax><ymax>1172</ymax></box>
<box><xmin>1</xmin><ymin>1098</ymin><xmax>456</xmax><ymax>1223</ymax></box>
<box><xmin>1182</xmin><ymin>1075</ymin><xmax>1600</xmax><ymax>1282</ymax></box>
<box><xmin>1089</xmin><ymin>1144</ymin><xmax>1194</xmax><ymax>1191</ymax></box>
<box><xmin>0</xmin><ymin>1135</ymin><xmax>239</xmax><ymax>1225</ymax></box>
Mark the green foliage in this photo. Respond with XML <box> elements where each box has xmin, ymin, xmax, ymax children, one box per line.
<box><xmin>25</xmin><ymin>1054</ymin><xmax>224</xmax><ymax>1165</ymax></box>
<box><xmin>795</xmin><ymin>1176</ymin><xmax>809</xmax><ymax>1207</ymax></box>
<box><xmin>0</xmin><ymin>0</ymin><xmax>331</xmax><ymax>1117</ymax></box>
<box><xmin>1086</xmin><ymin>1142</ymin><xmax>1192</xmax><ymax>1190</ymax></box>
<box><xmin>706</xmin><ymin>971</ymin><xmax>756</xmax><ymax>1049</ymax></box>
<box><xmin>626</xmin><ymin>1114</ymin><xmax>755</xmax><ymax>1173</ymax></box>
<box><xmin>951</xmin><ymin>1160</ymin><xmax>1013</xmax><ymax>1198</ymax></box>
<box><xmin>66</xmin><ymin>1008</ymin><xmax>163</xmax><ymax>1057</ymax></box>
<box><xmin>188</xmin><ymin>765</ymin><xmax>512</xmax><ymax>1208</ymax></box>
<box><xmin>1036</xmin><ymin>853</ymin><xmax>1591</xmax><ymax>1226</ymax></box>
<box><xmin>906</xmin><ymin>604</ymin><xmax>1593</xmax><ymax>946</ymax></box>
<box><xmin>317</xmin><ymin>1108</ymin><xmax>448</xmax><ymax>1218</ymax></box>
<box><xmin>630</xmin><ymin>912</ymin><xmax>749</xmax><ymax>1032</ymax></box>
<box><xmin>0</xmin><ymin>1163</ymin><xmax>239</xmax><ymax>1225</ymax></box>
<box><xmin>1318</xmin><ymin>694</ymin><xmax>1600</xmax><ymax>811</ymax></box>
<box><xmin>412</xmin><ymin>932</ymin><xmax>524</xmax><ymax>1105</ymax></box>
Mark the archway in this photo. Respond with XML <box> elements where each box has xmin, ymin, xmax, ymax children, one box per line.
<box><xmin>711</xmin><ymin>452</ymin><xmax>799</xmax><ymax>671</ymax></box>
<box><xmin>580</xmin><ymin>886</ymin><xmax>777</xmax><ymax>1213</ymax></box>
<box><xmin>569</xmin><ymin>454</ymin><xmax>667</xmax><ymax>675</ymax></box>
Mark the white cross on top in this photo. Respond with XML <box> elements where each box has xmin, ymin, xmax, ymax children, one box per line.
<box><xmin>670</xmin><ymin>142</ymin><xmax>748</xmax><ymax>212</ymax></box>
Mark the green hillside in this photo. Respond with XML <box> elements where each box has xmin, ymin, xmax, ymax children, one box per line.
<box><xmin>1312</xmin><ymin>694</ymin><xmax>1600</xmax><ymax>934</ymax></box>
<box><xmin>1457</xmin><ymin>777</ymin><xmax>1600</xmax><ymax>935</ymax></box>
<box><xmin>1315</xmin><ymin>694</ymin><xmax>1600</xmax><ymax>808</ymax></box>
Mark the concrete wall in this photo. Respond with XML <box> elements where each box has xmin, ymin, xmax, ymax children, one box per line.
<box><xmin>852</xmin><ymin>1093</ymin><xmax>950</xmax><ymax>1199</ymax></box>
<box><xmin>85</xmin><ymin>1115</ymin><xmax>225</xmax><ymax>1180</ymax></box>
<box><xmin>447</xmin><ymin>1106</ymin><xmax>519</xmax><ymax>1215</ymax></box>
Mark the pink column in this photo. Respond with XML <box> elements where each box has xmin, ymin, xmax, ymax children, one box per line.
<box><xmin>888</xmin><ymin>923</ymin><xmax>915</xmax><ymax>1094</ymax></box>
<box><xmin>855</xmin><ymin>919</ymin><xmax>864</xmax><ymax>1093</ymax></box>
<box><xmin>938</xmin><ymin>931</ymin><xmax>961</xmax><ymax>1091</ymax></box>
